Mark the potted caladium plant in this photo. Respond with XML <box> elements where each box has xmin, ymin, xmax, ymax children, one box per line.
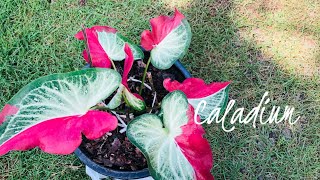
<box><xmin>0</xmin><ymin>9</ymin><xmax>230</xmax><ymax>180</ymax></box>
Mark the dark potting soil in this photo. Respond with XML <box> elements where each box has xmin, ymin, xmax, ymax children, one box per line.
<box><xmin>79</xmin><ymin>57</ymin><xmax>186</xmax><ymax>171</ymax></box>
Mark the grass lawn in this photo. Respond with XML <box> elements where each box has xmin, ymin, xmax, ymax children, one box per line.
<box><xmin>0</xmin><ymin>0</ymin><xmax>319</xmax><ymax>179</ymax></box>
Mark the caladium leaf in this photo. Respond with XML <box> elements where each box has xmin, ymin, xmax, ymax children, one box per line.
<box><xmin>75</xmin><ymin>26</ymin><xmax>144</xmax><ymax>66</ymax></box>
<box><xmin>103</xmin><ymin>44</ymin><xmax>146</xmax><ymax>111</ymax></box>
<box><xmin>106</xmin><ymin>84</ymin><xmax>125</xmax><ymax>109</ymax></box>
<box><xmin>163</xmin><ymin>78</ymin><xmax>230</xmax><ymax>120</ymax></box>
<box><xmin>0</xmin><ymin>68</ymin><xmax>121</xmax><ymax>155</ymax></box>
<box><xmin>106</xmin><ymin>84</ymin><xmax>146</xmax><ymax>111</ymax></box>
<box><xmin>175</xmin><ymin>115</ymin><xmax>214</xmax><ymax>180</ymax></box>
<box><xmin>75</xmin><ymin>26</ymin><xmax>114</xmax><ymax>68</ymax></box>
<box><xmin>122</xmin><ymin>44</ymin><xmax>146</xmax><ymax>111</ymax></box>
<box><xmin>116</xmin><ymin>33</ymin><xmax>145</xmax><ymax>60</ymax></box>
<box><xmin>0</xmin><ymin>110</ymin><xmax>117</xmax><ymax>155</ymax></box>
<box><xmin>141</xmin><ymin>9</ymin><xmax>192</xmax><ymax>70</ymax></box>
<box><xmin>127</xmin><ymin>91</ymin><xmax>214</xmax><ymax>180</ymax></box>
<box><xmin>104</xmin><ymin>44</ymin><xmax>146</xmax><ymax>111</ymax></box>
<box><xmin>123</xmin><ymin>88</ymin><xmax>146</xmax><ymax>111</ymax></box>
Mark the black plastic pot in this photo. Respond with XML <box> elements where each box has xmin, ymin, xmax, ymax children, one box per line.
<box><xmin>74</xmin><ymin>60</ymin><xmax>191</xmax><ymax>179</ymax></box>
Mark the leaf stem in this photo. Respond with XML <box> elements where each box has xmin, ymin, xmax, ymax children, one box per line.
<box><xmin>110</xmin><ymin>59</ymin><xmax>117</xmax><ymax>71</ymax></box>
<box><xmin>139</xmin><ymin>57</ymin><xmax>151</xmax><ymax>95</ymax></box>
<box><xmin>81</xmin><ymin>25</ymin><xmax>92</xmax><ymax>67</ymax></box>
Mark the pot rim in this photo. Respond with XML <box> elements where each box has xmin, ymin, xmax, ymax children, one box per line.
<box><xmin>74</xmin><ymin>60</ymin><xmax>191</xmax><ymax>179</ymax></box>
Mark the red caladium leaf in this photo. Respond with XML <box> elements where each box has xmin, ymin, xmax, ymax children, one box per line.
<box><xmin>107</xmin><ymin>44</ymin><xmax>146</xmax><ymax>111</ymax></box>
<box><xmin>75</xmin><ymin>26</ymin><xmax>144</xmax><ymax>67</ymax></box>
<box><xmin>141</xmin><ymin>9</ymin><xmax>185</xmax><ymax>51</ymax></box>
<box><xmin>163</xmin><ymin>78</ymin><xmax>230</xmax><ymax>98</ymax></box>
<box><xmin>0</xmin><ymin>110</ymin><xmax>117</xmax><ymax>155</ymax></box>
<box><xmin>75</xmin><ymin>26</ymin><xmax>114</xmax><ymax>68</ymax></box>
<box><xmin>0</xmin><ymin>68</ymin><xmax>121</xmax><ymax>155</ymax></box>
<box><xmin>140</xmin><ymin>9</ymin><xmax>192</xmax><ymax>70</ymax></box>
<box><xmin>122</xmin><ymin>44</ymin><xmax>134</xmax><ymax>88</ymax></box>
<box><xmin>163</xmin><ymin>78</ymin><xmax>230</xmax><ymax>119</ymax></box>
<box><xmin>122</xmin><ymin>44</ymin><xmax>146</xmax><ymax>109</ymax></box>
<box><xmin>127</xmin><ymin>91</ymin><xmax>214</xmax><ymax>180</ymax></box>
<box><xmin>175</xmin><ymin>106</ymin><xmax>214</xmax><ymax>180</ymax></box>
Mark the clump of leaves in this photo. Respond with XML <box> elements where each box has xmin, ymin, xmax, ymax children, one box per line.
<box><xmin>0</xmin><ymin>9</ymin><xmax>230</xmax><ymax>180</ymax></box>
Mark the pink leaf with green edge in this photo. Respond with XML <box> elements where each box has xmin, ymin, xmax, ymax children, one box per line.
<box><xmin>140</xmin><ymin>9</ymin><xmax>192</xmax><ymax>70</ymax></box>
<box><xmin>163</xmin><ymin>78</ymin><xmax>230</xmax><ymax>120</ymax></box>
<box><xmin>163</xmin><ymin>78</ymin><xmax>230</xmax><ymax>98</ymax></box>
<box><xmin>75</xmin><ymin>27</ymin><xmax>113</xmax><ymax>68</ymax></box>
<box><xmin>75</xmin><ymin>26</ymin><xmax>144</xmax><ymax>65</ymax></box>
<box><xmin>127</xmin><ymin>91</ymin><xmax>214</xmax><ymax>180</ymax></box>
<box><xmin>0</xmin><ymin>110</ymin><xmax>117</xmax><ymax>155</ymax></box>
<box><xmin>74</xmin><ymin>26</ymin><xmax>117</xmax><ymax>40</ymax></box>
<box><xmin>141</xmin><ymin>9</ymin><xmax>185</xmax><ymax>51</ymax></box>
<box><xmin>0</xmin><ymin>68</ymin><xmax>121</xmax><ymax>155</ymax></box>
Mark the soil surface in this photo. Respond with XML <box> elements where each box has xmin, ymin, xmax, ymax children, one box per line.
<box><xmin>79</xmin><ymin>54</ymin><xmax>186</xmax><ymax>171</ymax></box>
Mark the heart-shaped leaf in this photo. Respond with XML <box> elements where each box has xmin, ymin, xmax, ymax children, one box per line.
<box><xmin>164</xmin><ymin>78</ymin><xmax>230</xmax><ymax>120</ymax></box>
<box><xmin>0</xmin><ymin>68</ymin><xmax>121</xmax><ymax>155</ymax></box>
<box><xmin>127</xmin><ymin>91</ymin><xmax>214</xmax><ymax>180</ymax></box>
<box><xmin>141</xmin><ymin>9</ymin><xmax>192</xmax><ymax>70</ymax></box>
<box><xmin>75</xmin><ymin>26</ymin><xmax>144</xmax><ymax>67</ymax></box>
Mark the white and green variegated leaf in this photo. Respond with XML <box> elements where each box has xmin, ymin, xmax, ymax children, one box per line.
<box><xmin>127</xmin><ymin>91</ymin><xmax>195</xmax><ymax>180</ymax></box>
<box><xmin>97</xmin><ymin>31</ymin><xmax>144</xmax><ymax>61</ymax></box>
<box><xmin>150</xmin><ymin>19</ymin><xmax>192</xmax><ymax>70</ymax></box>
<box><xmin>106</xmin><ymin>84</ymin><xmax>125</xmax><ymax>109</ymax></box>
<box><xmin>188</xmin><ymin>86</ymin><xmax>229</xmax><ymax>120</ymax></box>
<box><xmin>0</xmin><ymin>68</ymin><xmax>121</xmax><ymax>146</ymax></box>
<box><xmin>161</xmin><ymin>90</ymin><xmax>189</xmax><ymax>137</ymax></box>
<box><xmin>123</xmin><ymin>88</ymin><xmax>146</xmax><ymax>111</ymax></box>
